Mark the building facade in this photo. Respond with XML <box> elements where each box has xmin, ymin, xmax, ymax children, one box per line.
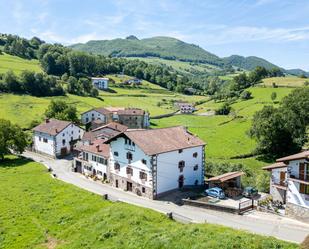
<box><xmin>91</xmin><ymin>77</ymin><xmax>109</xmax><ymax>90</ymax></box>
<box><xmin>175</xmin><ymin>102</ymin><xmax>195</xmax><ymax>114</ymax></box>
<box><xmin>80</xmin><ymin>107</ymin><xmax>150</xmax><ymax>129</ymax></box>
<box><xmin>264</xmin><ymin>151</ymin><xmax>309</xmax><ymax>222</ymax></box>
<box><xmin>107</xmin><ymin>126</ymin><xmax>205</xmax><ymax>199</ymax></box>
<box><xmin>33</xmin><ymin>119</ymin><xmax>84</xmax><ymax>158</ymax></box>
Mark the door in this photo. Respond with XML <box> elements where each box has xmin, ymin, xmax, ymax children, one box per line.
<box><xmin>299</xmin><ymin>163</ymin><xmax>305</xmax><ymax>180</ymax></box>
<box><xmin>75</xmin><ymin>161</ymin><xmax>82</xmax><ymax>173</ymax></box>
<box><xmin>178</xmin><ymin>175</ymin><xmax>184</xmax><ymax>188</ymax></box>
<box><xmin>127</xmin><ymin>181</ymin><xmax>133</xmax><ymax>192</ymax></box>
<box><xmin>280</xmin><ymin>171</ymin><xmax>286</xmax><ymax>185</ymax></box>
<box><xmin>60</xmin><ymin>147</ymin><xmax>67</xmax><ymax>156</ymax></box>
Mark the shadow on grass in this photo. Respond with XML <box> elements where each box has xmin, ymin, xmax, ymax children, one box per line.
<box><xmin>0</xmin><ymin>155</ymin><xmax>33</xmax><ymax>168</ymax></box>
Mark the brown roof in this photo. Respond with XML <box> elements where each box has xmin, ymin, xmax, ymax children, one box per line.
<box><xmin>33</xmin><ymin>119</ymin><xmax>72</xmax><ymax>136</ymax></box>
<box><xmin>82</xmin><ymin>107</ymin><xmax>145</xmax><ymax>116</ymax></box>
<box><xmin>262</xmin><ymin>162</ymin><xmax>287</xmax><ymax>171</ymax></box>
<box><xmin>116</xmin><ymin>108</ymin><xmax>145</xmax><ymax>116</ymax></box>
<box><xmin>92</xmin><ymin>122</ymin><xmax>128</xmax><ymax>132</ymax></box>
<box><xmin>206</xmin><ymin>171</ymin><xmax>245</xmax><ymax>182</ymax></box>
<box><xmin>117</xmin><ymin>126</ymin><xmax>205</xmax><ymax>155</ymax></box>
<box><xmin>76</xmin><ymin>139</ymin><xmax>110</xmax><ymax>158</ymax></box>
<box><xmin>276</xmin><ymin>150</ymin><xmax>309</xmax><ymax>162</ymax></box>
<box><xmin>93</xmin><ymin>108</ymin><xmax>112</xmax><ymax>115</ymax></box>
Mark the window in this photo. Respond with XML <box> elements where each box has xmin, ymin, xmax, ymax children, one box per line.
<box><xmin>63</xmin><ymin>133</ymin><xmax>65</xmax><ymax>136</ymax></box>
<box><xmin>178</xmin><ymin>149</ymin><xmax>183</xmax><ymax>153</ymax></box>
<box><xmin>114</xmin><ymin>151</ymin><xmax>119</xmax><ymax>156</ymax></box>
<box><xmin>43</xmin><ymin>138</ymin><xmax>48</xmax><ymax>143</ymax></box>
<box><xmin>126</xmin><ymin>167</ymin><xmax>133</xmax><ymax>175</ymax></box>
<box><xmin>114</xmin><ymin>162</ymin><xmax>120</xmax><ymax>170</ymax></box>
<box><xmin>71</xmin><ymin>131</ymin><xmax>73</xmax><ymax>134</ymax></box>
<box><xmin>92</xmin><ymin>155</ymin><xmax>97</xmax><ymax>162</ymax></box>
<box><xmin>115</xmin><ymin>180</ymin><xmax>119</xmax><ymax>188</ymax></box>
<box><xmin>193</xmin><ymin>165</ymin><xmax>198</xmax><ymax>171</ymax></box>
<box><xmin>39</xmin><ymin>136</ymin><xmax>41</xmax><ymax>141</ymax></box>
<box><xmin>139</xmin><ymin>171</ymin><xmax>147</xmax><ymax>180</ymax></box>
<box><xmin>178</xmin><ymin>161</ymin><xmax>185</xmax><ymax>172</ymax></box>
<box><xmin>142</xmin><ymin>187</ymin><xmax>145</xmax><ymax>193</ymax></box>
<box><xmin>300</xmin><ymin>184</ymin><xmax>309</xmax><ymax>195</ymax></box>
<box><xmin>98</xmin><ymin>157</ymin><xmax>104</xmax><ymax>164</ymax></box>
<box><xmin>142</xmin><ymin>159</ymin><xmax>147</xmax><ymax>165</ymax></box>
<box><xmin>62</xmin><ymin>139</ymin><xmax>65</xmax><ymax>146</ymax></box>
<box><xmin>83</xmin><ymin>152</ymin><xmax>88</xmax><ymax>161</ymax></box>
<box><xmin>126</xmin><ymin>152</ymin><xmax>133</xmax><ymax>160</ymax></box>
<box><xmin>125</xmin><ymin>138</ymin><xmax>128</xmax><ymax>144</ymax></box>
<box><xmin>71</xmin><ymin>137</ymin><xmax>73</xmax><ymax>141</ymax></box>
<box><xmin>194</xmin><ymin>180</ymin><xmax>199</xmax><ymax>185</ymax></box>
<box><xmin>132</xmin><ymin>142</ymin><xmax>135</xmax><ymax>146</ymax></box>
<box><xmin>193</xmin><ymin>152</ymin><xmax>198</xmax><ymax>158</ymax></box>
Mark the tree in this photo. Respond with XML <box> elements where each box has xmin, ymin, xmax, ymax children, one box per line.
<box><xmin>4</xmin><ymin>70</ymin><xmax>22</xmax><ymax>93</ymax></box>
<box><xmin>215</xmin><ymin>102</ymin><xmax>232</xmax><ymax>115</ymax></box>
<box><xmin>255</xmin><ymin>171</ymin><xmax>270</xmax><ymax>192</ymax></box>
<box><xmin>45</xmin><ymin>100</ymin><xmax>78</xmax><ymax>123</ymax></box>
<box><xmin>240</xmin><ymin>90</ymin><xmax>252</xmax><ymax>100</ymax></box>
<box><xmin>0</xmin><ymin>119</ymin><xmax>28</xmax><ymax>160</ymax></box>
<box><xmin>271</xmin><ymin>92</ymin><xmax>277</xmax><ymax>102</ymax></box>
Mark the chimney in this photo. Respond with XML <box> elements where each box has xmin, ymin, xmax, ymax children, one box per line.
<box><xmin>96</xmin><ymin>144</ymin><xmax>100</xmax><ymax>152</ymax></box>
<box><xmin>45</xmin><ymin>118</ymin><xmax>50</xmax><ymax>123</ymax></box>
<box><xmin>55</xmin><ymin>129</ymin><xmax>58</xmax><ymax>133</ymax></box>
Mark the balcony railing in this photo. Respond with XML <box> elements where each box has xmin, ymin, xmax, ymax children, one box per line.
<box><xmin>288</xmin><ymin>175</ymin><xmax>309</xmax><ymax>185</ymax></box>
<box><xmin>125</xmin><ymin>144</ymin><xmax>135</xmax><ymax>151</ymax></box>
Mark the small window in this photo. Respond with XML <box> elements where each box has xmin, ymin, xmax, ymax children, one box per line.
<box><xmin>114</xmin><ymin>162</ymin><xmax>120</xmax><ymax>170</ymax></box>
<box><xmin>126</xmin><ymin>167</ymin><xmax>133</xmax><ymax>175</ymax></box>
<box><xmin>62</xmin><ymin>139</ymin><xmax>65</xmax><ymax>146</ymax></box>
<box><xmin>39</xmin><ymin>136</ymin><xmax>41</xmax><ymax>141</ymax></box>
<box><xmin>193</xmin><ymin>164</ymin><xmax>198</xmax><ymax>171</ymax></box>
<box><xmin>71</xmin><ymin>131</ymin><xmax>73</xmax><ymax>134</ymax></box>
<box><xmin>193</xmin><ymin>152</ymin><xmax>198</xmax><ymax>158</ymax></box>
<box><xmin>194</xmin><ymin>180</ymin><xmax>199</xmax><ymax>185</ymax></box>
<box><xmin>142</xmin><ymin>159</ymin><xmax>147</xmax><ymax>165</ymax></box>
<box><xmin>178</xmin><ymin>149</ymin><xmax>183</xmax><ymax>153</ymax></box>
<box><xmin>114</xmin><ymin>151</ymin><xmax>119</xmax><ymax>156</ymax></box>
<box><xmin>132</xmin><ymin>142</ymin><xmax>135</xmax><ymax>146</ymax></box>
<box><xmin>139</xmin><ymin>171</ymin><xmax>147</xmax><ymax>180</ymax></box>
<box><xmin>116</xmin><ymin>180</ymin><xmax>119</xmax><ymax>188</ymax></box>
<box><xmin>142</xmin><ymin>187</ymin><xmax>145</xmax><ymax>193</ymax></box>
<box><xmin>43</xmin><ymin>138</ymin><xmax>48</xmax><ymax>143</ymax></box>
<box><xmin>71</xmin><ymin>137</ymin><xmax>73</xmax><ymax>141</ymax></box>
<box><xmin>126</xmin><ymin>152</ymin><xmax>133</xmax><ymax>160</ymax></box>
<box><xmin>63</xmin><ymin>133</ymin><xmax>65</xmax><ymax>137</ymax></box>
<box><xmin>178</xmin><ymin>161</ymin><xmax>185</xmax><ymax>172</ymax></box>
<box><xmin>125</xmin><ymin>138</ymin><xmax>128</xmax><ymax>144</ymax></box>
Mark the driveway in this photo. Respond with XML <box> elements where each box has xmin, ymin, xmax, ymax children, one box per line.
<box><xmin>23</xmin><ymin>151</ymin><xmax>309</xmax><ymax>244</ymax></box>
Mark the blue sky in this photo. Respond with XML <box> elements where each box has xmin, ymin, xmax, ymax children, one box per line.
<box><xmin>0</xmin><ymin>0</ymin><xmax>309</xmax><ymax>70</ymax></box>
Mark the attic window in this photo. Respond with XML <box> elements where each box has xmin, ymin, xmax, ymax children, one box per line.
<box><xmin>193</xmin><ymin>152</ymin><xmax>198</xmax><ymax>158</ymax></box>
<box><xmin>178</xmin><ymin>149</ymin><xmax>183</xmax><ymax>153</ymax></box>
<box><xmin>114</xmin><ymin>151</ymin><xmax>119</xmax><ymax>156</ymax></box>
<box><xmin>126</xmin><ymin>152</ymin><xmax>133</xmax><ymax>160</ymax></box>
<box><xmin>142</xmin><ymin>159</ymin><xmax>147</xmax><ymax>165</ymax></box>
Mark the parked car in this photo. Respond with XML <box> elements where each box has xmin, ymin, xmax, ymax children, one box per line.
<box><xmin>242</xmin><ymin>187</ymin><xmax>258</xmax><ymax>198</ymax></box>
<box><xmin>205</xmin><ymin>187</ymin><xmax>225</xmax><ymax>199</ymax></box>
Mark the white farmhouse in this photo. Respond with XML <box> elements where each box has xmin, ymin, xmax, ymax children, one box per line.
<box><xmin>175</xmin><ymin>102</ymin><xmax>195</xmax><ymax>114</ymax></box>
<box><xmin>32</xmin><ymin>119</ymin><xmax>84</xmax><ymax>158</ymax></box>
<box><xmin>91</xmin><ymin>77</ymin><xmax>109</xmax><ymax>90</ymax></box>
<box><xmin>263</xmin><ymin>151</ymin><xmax>309</xmax><ymax>222</ymax></box>
<box><xmin>106</xmin><ymin>126</ymin><xmax>206</xmax><ymax>199</ymax></box>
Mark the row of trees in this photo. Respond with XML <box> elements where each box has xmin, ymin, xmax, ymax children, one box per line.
<box><xmin>0</xmin><ymin>34</ymin><xmax>44</xmax><ymax>59</ymax></box>
<box><xmin>250</xmin><ymin>87</ymin><xmax>309</xmax><ymax>158</ymax></box>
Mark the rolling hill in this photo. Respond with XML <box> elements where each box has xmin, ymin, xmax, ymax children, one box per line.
<box><xmin>70</xmin><ymin>36</ymin><xmax>309</xmax><ymax>76</ymax></box>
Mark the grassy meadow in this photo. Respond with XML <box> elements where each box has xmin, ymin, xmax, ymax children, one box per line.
<box><xmin>0</xmin><ymin>53</ymin><xmax>42</xmax><ymax>74</ymax></box>
<box><xmin>261</xmin><ymin>76</ymin><xmax>308</xmax><ymax>87</ymax></box>
<box><xmin>0</xmin><ymin>156</ymin><xmax>297</xmax><ymax>249</ymax></box>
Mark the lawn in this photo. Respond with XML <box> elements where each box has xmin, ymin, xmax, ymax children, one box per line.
<box><xmin>0</xmin><ymin>53</ymin><xmax>42</xmax><ymax>74</ymax></box>
<box><xmin>0</xmin><ymin>156</ymin><xmax>297</xmax><ymax>249</ymax></box>
<box><xmin>261</xmin><ymin>76</ymin><xmax>308</xmax><ymax>87</ymax></box>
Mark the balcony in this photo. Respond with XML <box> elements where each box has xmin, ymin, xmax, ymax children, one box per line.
<box><xmin>272</xmin><ymin>180</ymin><xmax>287</xmax><ymax>190</ymax></box>
<box><xmin>288</xmin><ymin>175</ymin><xmax>309</xmax><ymax>185</ymax></box>
<box><xmin>125</xmin><ymin>144</ymin><xmax>135</xmax><ymax>151</ymax></box>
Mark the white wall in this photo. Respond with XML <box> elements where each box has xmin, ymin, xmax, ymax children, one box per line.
<box><xmin>33</xmin><ymin>132</ymin><xmax>55</xmax><ymax>156</ymax></box>
<box><xmin>109</xmin><ymin>137</ymin><xmax>152</xmax><ymax>188</ymax></box>
<box><xmin>80</xmin><ymin>151</ymin><xmax>108</xmax><ymax>177</ymax></box>
<box><xmin>92</xmin><ymin>79</ymin><xmax>108</xmax><ymax>89</ymax></box>
<box><xmin>286</xmin><ymin>159</ymin><xmax>309</xmax><ymax>208</ymax></box>
<box><xmin>81</xmin><ymin>110</ymin><xmax>107</xmax><ymax>124</ymax></box>
<box><xmin>156</xmin><ymin>146</ymin><xmax>204</xmax><ymax>195</ymax></box>
<box><xmin>271</xmin><ymin>167</ymin><xmax>287</xmax><ymax>185</ymax></box>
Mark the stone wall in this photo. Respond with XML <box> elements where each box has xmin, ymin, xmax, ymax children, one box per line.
<box><xmin>109</xmin><ymin>173</ymin><xmax>153</xmax><ymax>199</ymax></box>
<box><xmin>286</xmin><ymin>202</ymin><xmax>309</xmax><ymax>223</ymax></box>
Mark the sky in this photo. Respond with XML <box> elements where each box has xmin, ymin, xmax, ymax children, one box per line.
<box><xmin>0</xmin><ymin>0</ymin><xmax>309</xmax><ymax>70</ymax></box>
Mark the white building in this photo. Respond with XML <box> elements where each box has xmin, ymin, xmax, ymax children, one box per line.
<box><xmin>106</xmin><ymin>126</ymin><xmax>206</xmax><ymax>199</ymax></box>
<box><xmin>74</xmin><ymin>140</ymin><xmax>110</xmax><ymax>180</ymax></box>
<box><xmin>263</xmin><ymin>151</ymin><xmax>309</xmax><ymax>222</ymax></box>
<box><xmin>91</xmin><ymin>77</ymin><xmax>109</xmax><ymax>90</ymax></box>
<box><xmin>32</xmin><ymin>119</ymin><xmax>84</xmax><ymax>158</ymax></box>
<box><xmin>175</xmin><ymin>102</ymin><xmax>195</xmax><ymax>114</ymax></box>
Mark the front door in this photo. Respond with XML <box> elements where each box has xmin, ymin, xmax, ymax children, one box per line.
<box><xmin>280</xmin><ymin>171</ymin><xmax>286</xmax><ymax>185</ymax></box>
<box><xmin>299</xmin><ymin>163</ymin><xmax>305</xmax><ymax>180</ymax></box>
<box><xmin>178</xmin><ymin>175</ymin><xmax>184</xmax><ymax>188</ymax></box>
<box><xmin>60</xmin><ymin>147</ymin><xmax>67</xmax><ymax>156</ymax></box>
<box><xmin>127</xmin><ymin>181</ymin><xmax>133</xmax><ymax>192</ymax></box>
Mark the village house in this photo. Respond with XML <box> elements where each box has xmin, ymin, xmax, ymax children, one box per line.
<box><xmin>106</xmin><ymin>126</ymin><xmax>206</xmax><ymax>199</ymax></box>
<box><xmin>32</xmin><ymin>119</ymin><xmax>84</xmax><ymax>158</ymax></box>
<box><xmin>175</xmin><ymin>102</ymin><xmax>195</xmax><ymax>114</ymax></box>
<box><xmin>91</xmin><ymin>77</ymin><xmax>109</xmax><ymax>90</ymax></box>
<box><xmin>124</xmin><ymin>78</ymin><xmax>142</xmax><ymax>85</ymax></box>
<box><xmin>80</xmin><ymin>107</ymin><xmax>150</xmax><ymax>129</ymax></box>
<box><xmin>263</xmin><ymin>150</ymin><xmax>309</xmax><ymax>222</ymax></box>
<box><xmin>74</xmin><ymin>140</ymin><xmax>110</xmax><ymax>180</ymax></box>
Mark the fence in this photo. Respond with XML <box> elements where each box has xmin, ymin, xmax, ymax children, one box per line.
<box><xmin>238</xmin><ymin>199</ymin><xmax>254</xmax><ymax>214</ymax></box>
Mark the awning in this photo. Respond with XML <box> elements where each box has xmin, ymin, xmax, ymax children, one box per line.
<box><xmin>206</xmin><ymin>171</ymin><xmax>245</xmax><ymax>183</ymax></box>
<box><xmin>262</xmin><ymin>162</ymin><xmax>287</xmax><ymax>171</ymax></box>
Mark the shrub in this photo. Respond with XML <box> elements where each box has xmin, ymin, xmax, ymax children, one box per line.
<box><xmin>215</xmin><ymin>102</ymin><xmax>232</xmax><ymax>115</ymax></box>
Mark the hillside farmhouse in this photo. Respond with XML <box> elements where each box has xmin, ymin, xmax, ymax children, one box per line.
<box><xmin>81</xmin><ymin>107</ymin><xmax>150</xmax><ymax>129</ymax></box>
<box><xmin>73</xmin><ymin>126</ymin><xmax>205</xmax><ymax>199</ymax></box>
<box><xmin>33</xmin><ymin>119</ymin><xmax>84</xmax><ymax>158</ymax></box>
<box><xmin>263</xmin><ymin>150</ymin><xmax>309</xmax><ymax>222</ymax></box>
<box><xmin>124</xmin><ymin>78</ymin><xmax>142</xmax><ymax>85</ymax></box>
<box><xmin>91</xmin><ymin>77</ymin><xmax>109</xmax><ymax>90</ymax></box>
<box><xmin>175</xmin><ymin>102</ymin><xmax>195</xmax><ymax>114</ymax></box>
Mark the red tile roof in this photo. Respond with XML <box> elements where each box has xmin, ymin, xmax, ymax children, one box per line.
<box><xmin>262</xmin><ymin>162</ymin><xmax>287</xmax><ymax>170</ymax></box>
<box><xmin>33</xmin><ymin>119</ymin><xmax>72</xmax><ymax>136</ymax></box>
<box><xmin>76</xmin><ymin>140</ymin><xmax>110</xmax><ymax>158</ymax></box>
<box><xmin>119</xmin><ymin>126</ymin><xmax>205</xmax><ymax>155</ymax></box>
<box><xmin>276</xmin><ymin>150</ymin><xmax>309</xmax><ymax>162</ymax></box>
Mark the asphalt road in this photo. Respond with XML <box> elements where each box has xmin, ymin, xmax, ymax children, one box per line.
<box><xmin>23</xmin><ymin>151</ymin><xmax>309</xmax><ymax>244</ymax></box>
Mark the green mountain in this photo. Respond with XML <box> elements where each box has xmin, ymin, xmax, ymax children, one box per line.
<box><xmin>70</xmin><ymin>36</ymin><xmax>223</xmax><ymax>66</ymax></box>
<box><xmin>222</xmin><ymin>55</ymin><xmax>279</xmax><ymax>71</ymax></box>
